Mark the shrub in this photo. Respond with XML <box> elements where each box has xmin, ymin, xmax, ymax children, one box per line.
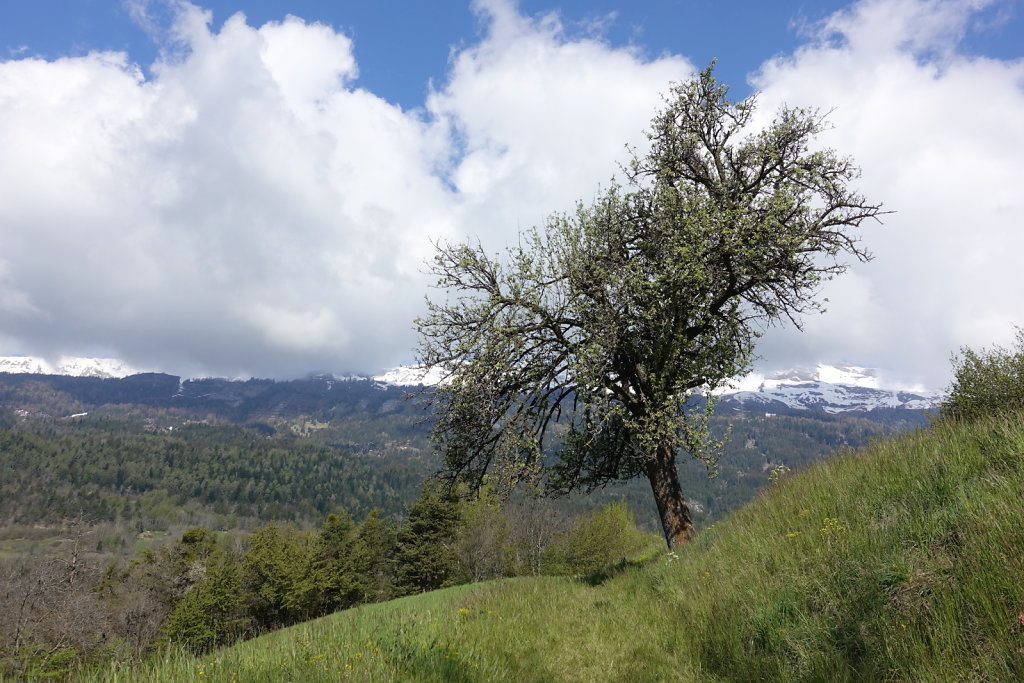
<box><xmin>452</xmin><ymin>486</ymin><xmax>517</xmax><ymax>583</ymax></box>
<box><xmin>940</xmin><ymin>327</ymin><xmax>1024</xmax><ymax>421</ymax></box>
<box><xmin>542</xmin><ymin>501</ymin><xmax>651</xmax><ymax>576</ymax></box>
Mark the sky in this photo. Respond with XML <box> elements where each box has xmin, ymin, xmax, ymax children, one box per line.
<box><xmin>0</xmin><ymin>0</ymin><xmax>1021</xmax><ymax>388</ymax></box>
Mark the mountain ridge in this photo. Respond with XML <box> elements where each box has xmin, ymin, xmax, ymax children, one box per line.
<box><xmin>0</xmin><ymin>357</ymin><xmax>941</xmax><ymax>414</ymax></box>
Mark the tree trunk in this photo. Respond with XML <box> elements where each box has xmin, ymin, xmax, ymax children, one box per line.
<box><xmin>645</xmin><ymin>442</ymin><xmax>696</xmax><ymax>549</ymax></box>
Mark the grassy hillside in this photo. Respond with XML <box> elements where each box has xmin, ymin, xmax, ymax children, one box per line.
<box><xmin>88</xmin><ymin>413</ymin><xmax>1024</xmax><ymax>682</ymax></box>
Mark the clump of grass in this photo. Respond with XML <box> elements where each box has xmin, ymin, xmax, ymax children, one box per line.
<box><xmin>84</xmin><ymin>413</ymin><xmax>1024</xmax><ymax>682</ymax></box>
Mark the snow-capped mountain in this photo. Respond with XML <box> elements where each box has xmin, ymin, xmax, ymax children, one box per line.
<box><xmin>372</xmin><ymin>362</ymin><xmax>940</xmax><ymax>413</ymax></box>
<box><xmin>0</xmin><ymin>356</ymin><xmax>141</xmax><ymax>379</ymax></box>
<box><xmin>0</xmin><ymin>356</ymin><xmax>940</xmax><ymax>414</ymax></box>
<box><xmin>717</xmin><ymin>364</ymin><xmax>941</xmax><ymax>413</ymax></box>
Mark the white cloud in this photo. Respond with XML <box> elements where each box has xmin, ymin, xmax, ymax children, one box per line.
<box><xmin>0</xmin><ymin>0</ymin><xmax>689</xmax><ymax>378</ymax></box>
<box><xmin>746</xmin><ymin>0</ymin><xmax>1024</xmax><ymax>388</ymax></box>
<box><xmin>428</xmin><ymin>0</ymin><xmax>690</xmax><ymax>250</ymax></box>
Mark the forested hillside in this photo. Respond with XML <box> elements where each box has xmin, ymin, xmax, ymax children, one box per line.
<box><xmin>0</xmin><ymin>420</ymin><xmax>432</xmax><ymax>530</ymax></box>
<box><xmin>0</xmin><ymin>371</ymin><xmax>927</xmax><ymax>533</ymax></box>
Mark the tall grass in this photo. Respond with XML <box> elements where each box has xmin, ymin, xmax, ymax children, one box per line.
<box><xmin>83</xmin><ymin>413</ymin><xmax>1024</xmax><ymax>682</ymax></box>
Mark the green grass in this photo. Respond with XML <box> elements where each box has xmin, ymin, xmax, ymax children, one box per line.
<box><xmin>86</xmin><ymin>414</ymin><xmax>1024</xmax><ymax>681</ymax></box>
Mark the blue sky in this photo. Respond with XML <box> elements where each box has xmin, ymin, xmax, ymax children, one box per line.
<box><xmin>5</xmin><ymin>1</ymin><xmax>1021</xmax><ymax>106</ymax></box>
<box><xmin>0</xmin><ymin>0</ymin><xmax>1022</xmax><ymax>386</ymax></box>
<box><xmin>3</xmin><ymin>1</ymin><xmax>863</xmax><ymax>105</ymax></box>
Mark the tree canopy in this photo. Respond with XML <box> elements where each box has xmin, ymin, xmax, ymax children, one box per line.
<box><xmin>417</xmin><ymin>65</ymin><xmax>883</xmax><ymax>548</ymax></box>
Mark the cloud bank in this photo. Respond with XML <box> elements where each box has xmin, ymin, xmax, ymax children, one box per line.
<box><xmin>0</xmin><ymin>0</ymin><xmax>1020</xmax><ymax>388</ymax></box>
<box><xmin>750</xmin><ymin>0</ymin><xmax>1024</xmax><ymax>388</ymax></box>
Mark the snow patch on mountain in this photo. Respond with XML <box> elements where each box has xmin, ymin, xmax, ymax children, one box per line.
<box><xmin>718</xmin><ymin>364</ymin><xmax>941</xmax><ymax>413</ymax></box>
<box><xmin>0</xmin><ymin>356</ymin><xmax>142</xmax><ymax>379</ymax></box>
<box><xmin>372</xmin><ymin>365</ymin><xmax>448</xmax><ymax>386</ymax></box>
<box><xmin>722</xmin><ymin>364</ymin><xmax>880</xmax><ymax>392</ymax></box>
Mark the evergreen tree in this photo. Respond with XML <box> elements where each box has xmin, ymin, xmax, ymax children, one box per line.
<box><xmin>133</xmin><ymin>526</ymin><xmax>219</xmax><ymax>610</ymax></box>
<box><xmin>393</xmin><ymin>487</ymin><xmax>461</xmax><ymax>595</ymax></box>
<box><xmin>352</xmin><ymin>509</ymin><xmax>398</xmax><ymax>603</ymax></box>
<box><xmin>162</xmin><ymin>552</ymin><xmax>246</xmax><ymax>653</ymax></box>
<box><xmin>303</xmin><ymin>509</ymin><xmax>362</xmax><ymax>614</ymax></box>
<box><xmin>240</xmin><ymin>524</ymin><xmax>312</xmax><ymax>629</ymax></box>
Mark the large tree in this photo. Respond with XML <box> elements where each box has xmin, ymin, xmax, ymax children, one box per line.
<box><xmin>416</xmin><ymin>66</ymin><xmax>883</xmax><ymax>548</ymax></box>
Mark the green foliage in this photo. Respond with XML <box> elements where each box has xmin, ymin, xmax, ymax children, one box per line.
<box><xmin>940</xmin><ymin>326</ymin><xmax>1024</xmax><ymax>421</ymax></box>
<box><xmin>351</xmin><ymin>509</ymin><xmax>399</xmax><ymax>603</ymax></box>
<box><xmin>451</xmin><ymin>486</ymin><xmax>517</xmax><ymax>582</ymax></box>
<box><xmin>541</xmin><ymin>501</ymin><xmax>653</xmax><ymax>576</ymax></box>
<box><xmin>6</xmin><ymin>644</ymin><xmax>79</xmax><ymax>680</ymax></box>
<box><xmin>301</xmin><ymin>509</ymin><xmax>370</xmax><ymax>615</ymax></box>
<box><xmin>144</xmin><ymin>508</ymin><xmax>403</xmax><ymax>656</ymax></box>
<box><xmin>0</xmin><ymin>418</ymin><xmax>431</xmax><ymax>529</ymax></box>
<box><xmin>418</xmin><ymin>64</ymin><xmax>882</xmax><ymax>547</ymax></box>
<box><xmin>132</xmin><ymin>526</ymin><xmax>221</xmax><ymax>609</ymax></box>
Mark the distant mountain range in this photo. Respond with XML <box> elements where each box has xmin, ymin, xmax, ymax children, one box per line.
<box><xmin>372</xmin><ymin>362</ymin><xmax>942</xmax><ymax>414</ymax></box>
<box><xmin>0</xmin><ymin>356</ymin><xmax>941</xmax><ymax>414</ymax></box>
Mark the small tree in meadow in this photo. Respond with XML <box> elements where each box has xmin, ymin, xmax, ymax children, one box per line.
<box><xmin>940</xmin><ymin>327</ymin><xmax>1024</xmax><ymax>421</ymax></box>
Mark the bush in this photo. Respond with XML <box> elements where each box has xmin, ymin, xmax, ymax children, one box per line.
<box><xmin>940</xmin><ymin>327</ymin><xmax>1024</xmax><ymax>421</ymax></box>
<box><xmin>542</xmin><ymin>501</ymin><xmax>651</xmax><ymax>576</ymax></box>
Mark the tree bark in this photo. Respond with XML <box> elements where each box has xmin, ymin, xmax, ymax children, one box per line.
<box><xmin>645</xmin><ymin>442</ymin><xmax>696</xmax><ymax>549</ymax></box>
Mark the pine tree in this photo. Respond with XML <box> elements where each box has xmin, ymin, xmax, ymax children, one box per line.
<box><xmin>162</xmin><ymin>552</ymin><xmax>246</xmax><ymax>653</ymax></box>
<box><xmin>303</xmin><ymin>509</ymin><xmax>362</xmax><ymax>614</ymax></box>
<box><xmin>393</xmin><ymin>487</ymin><xmax>461</xmax><ymax>595</ymax></box>
<box><xmin>352</xmin><ymin>509</ymin><xmax>398</xmax><ymax>603</ymax></box>
<box><xmin>239</xmin><ymin>524</ymin><xmax>312</xmax><ymax>629</ymax></box>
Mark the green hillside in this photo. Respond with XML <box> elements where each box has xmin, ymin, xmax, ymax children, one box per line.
<box><xmin>91</xmin><ymin>411</ymin><xmax>1024</xmax><ymax>682</ymax></box>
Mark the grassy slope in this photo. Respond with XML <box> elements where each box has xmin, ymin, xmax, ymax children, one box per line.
<box><xmin>92</xmin><ymin>414</ymin><xmax>1024</xmax><ymax>682</ymax></box>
